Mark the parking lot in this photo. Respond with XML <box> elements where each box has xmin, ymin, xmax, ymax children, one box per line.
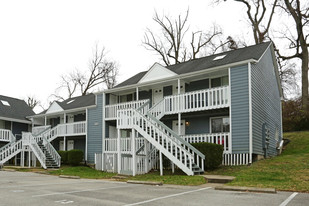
<box><xmin>0</xmin><ymin>171</ymin><xmax>308</xmax><ymax>206</ymax></box>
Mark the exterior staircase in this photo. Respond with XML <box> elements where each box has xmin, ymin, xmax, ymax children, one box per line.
<box><xmin>0</xmin><ymin>129</ymin><xmax>60</xmax><ymax>169</ymax></box>
<box><xmin>37</xmin><ymin>140</ymin><xmax>60</xmax><ymax>168</ymax></box>
<box><xmin>117</xmin><ymin>102</ymin><xmax>205</xmax><ymax>176</ymax></box>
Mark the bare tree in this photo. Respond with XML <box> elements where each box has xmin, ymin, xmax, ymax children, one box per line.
<box><xmin>275</xmin><ymin>0</ymin><xmax>309</xmax><ymax>110</ymax></box>
<box><xmin>52</xmin><ymin>45</ymin><xmax>118</xmax><ymax>100</ymax></box>
<box><xmin>143</xmin><ymin>9</ymin><xmax>225</xmax><ymax>66</ymax></box>
<box><xmin>26</xmin><ymin>95</ymin><xmax>41</xmax><ymax>111</ymax></box>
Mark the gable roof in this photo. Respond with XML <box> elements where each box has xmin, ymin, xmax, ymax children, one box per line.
<box><xmin>36</xmin><ymin>93</ymin><xmax>96</xmax><ymax>116</ymax></box>
<box><xmin>113</xmin><ymin>42</ymin><xmax>272</xmax><ymax>89</ymax></box>
<box><xmin>0</xmin><ymin>95</ymin><xmax>34</xmax><ymax>123</ymax></box>
<box><xmin>138</xmin><ymin>63</ymin><xmax>177</xmax><ymax>83</ymax></box>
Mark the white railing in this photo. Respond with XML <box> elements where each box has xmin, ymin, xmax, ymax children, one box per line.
<box><xmin>0</xmin><ymin>140</ymin><xmax>22</xmax><ymax>164</ymax></box>
<box><xmin>104</xmin><ymin>138</ymin><xmax>118</xmax><ymax>153</ymax></box>
<box><xmin>104</xmin><ymin>137</ymin><xmax>146</xmax><ymax>153</ymax></box>
<box><xmin>42</xmin><ymin>136</ymin><xmax>61</xmax><ymax>167</ymax></box>
<box><xmin>105</xmin><ymin>99</ymin><xmax>149</xmax><ymax>120</ymax></box>
<box><xmin>39</xmin><ymin>121</ymin><xmax>86</xmax><ymax>142</ymax></box>
<box><xmin>0</xmin><ymin>129</ymin><xmax>15</xmax><ymax>142</ymax></box>
<box><xmin>117</xmin><ymin>108</ymin><xmax>204</xmax><ymax>176</ymax></box>
<box><xmin>182</xmin><ymin>133</ymin><xmax>231</xmax><ymax>153</ymax></box>
<box><xmin>22</xmin><ymin>132</ymin><xmax>47</xmax><ymax>169</ymax></box>
<box><xmin>32</xmin><ymin>125</ymin><xmax>51</xmax><ymax>136</ymax></box>
<box><xmin>149</xmin><ymin>86</ymin><xmax>229</xmax><ymax>119</ymax></box>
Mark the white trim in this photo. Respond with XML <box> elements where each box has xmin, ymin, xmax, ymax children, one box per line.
<box><xmin>228</xmin><ymin>67</ymin><xmax>232</xmax><ymax>153</ymax></box>
<box><xmin>102</xmin><ymin>93</ymin><xmax>105</xmax><ymax>170</ymax></box>
<box><xmin>28</xmin><ymin>105</ymin><xmax>96</xmax><ymax>119</ymax></box>
<box><xmin>85</xmin><ymin>108</ymin><xmax>88</xmax><ymax>161</ymax></box>
<box><xmin>0</xmin><ymin>116</ymin><xmax>32</xmax><ymax>124</ymax></box>
<box><xmin>103</xmin><ymin>59</ymin><xmax>257</xmax><ymax>94</ymax></box>
<box><xmin>248</xmin><ymin>62</ymin><xmax>253</xmax><ymax>164</ymax></box>
<box><xmin>138</xmin><ymin>62</ymin><xmax>177</xmax><ymax>83</ymax></box>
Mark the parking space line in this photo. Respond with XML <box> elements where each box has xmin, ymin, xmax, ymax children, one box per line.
<box><xmin>0</xmin><ymin>180</ymin><xmax>125</xmax><ymax>189</ymax></box>
<box><xmin>279</xmin><ymin>192</ymin><xmax>298</xmax><ymax>206</ymax></box>
<box><xmin>124</xmin><ymin>187</ymin><xmax>211</xmax><ymax>206</ymax></box>
<box><xmin>32</xmin><ymin>185</ymin><xmax>137</xmax><ymax>198</ymax></box>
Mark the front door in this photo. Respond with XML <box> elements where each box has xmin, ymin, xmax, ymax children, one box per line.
<box><xmin>172</xmin><ymin>120</ymin><xmax>185</xmax><ymax>135</ymax></box>
<box><xmin>152</xmin><ymin>87</ymin><xmax>163</xmax><ymax>106</ymax></box>
<box><xmin>59</xmin><ymin>140</ymin><xmax>64</xmax><ymax>151</ymax></box>
<box><xmin>67</xmin><ymin>140</ymin><xmax>74</xmax><ymax>151</ymax></box>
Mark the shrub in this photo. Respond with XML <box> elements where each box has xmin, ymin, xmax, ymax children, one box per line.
<box><xmin>282</xmin><ymin>99</ymin><xmax>309</xmax><ymax>132</ymax></box>
<box><xmin>58</xmin><ymin>151</ymin><xmax>68</xmax><ymax>164</ymax></box>
<box><xmin>67</xmin><ymin>150</ymin><xmax>84</xmax><ymax>166</ymax></box>
<box><xmin>191</xmin><ymin>142</ymin><xmax>223</xmax><ymax>170</ymax></box>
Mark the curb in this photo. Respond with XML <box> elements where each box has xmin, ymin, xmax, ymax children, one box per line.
<box><xmin>59</xmin><ymin>175</ymin><xmax>80</xmax><ymax>179</ymax></box>
<box><xmin>215</xmin><ymin>185</ymin><xmax>276</xmax><ymax>194</ymax></box>
<box><xmin>127</xmin><ymin>180</ymin><xmax>163</xmax><ymax>186</ymax></box>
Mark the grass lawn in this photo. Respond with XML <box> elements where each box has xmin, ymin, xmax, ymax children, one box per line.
<box><xmin>48</xmin><ymin>166</ymin><xmax>116</xmax><ymax>179</ymax></box>
<box><xmin>206</xmin><ymin>131</ymin><xmax>309</xmax><ymax>192</ymax></box>
<box><xmin>127</xmin><ymin>170</ymin><xmax>206</xmax><ymax>186</ymax></box>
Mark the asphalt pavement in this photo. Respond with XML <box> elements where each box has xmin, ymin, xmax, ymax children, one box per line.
<box><xmin>0</xmin><ymin>171</ymin><xmax>308</xmax><ymax>206</ymax></box>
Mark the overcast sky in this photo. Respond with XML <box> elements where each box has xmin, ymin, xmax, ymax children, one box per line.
<box><xmin>0</xmin><ymin>0</ymin><xmax>250</xmax><ymax>112</ymax></box>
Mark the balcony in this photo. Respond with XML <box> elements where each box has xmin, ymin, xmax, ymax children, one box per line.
<box><xmin>150</xmin><ymin>86</ymin><xmax>230</xmax><ymax>118</ymax></box>
<box><xmin>105</xmin><ymin>100</ymin><xmax>149</xmax><ymax>120</ymax></box>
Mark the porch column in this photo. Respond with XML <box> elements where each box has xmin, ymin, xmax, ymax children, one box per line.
<box><xmin>159</xmin><ymin>151</ymin><xmax>163</xmax><ymax>176</ymax></box>
<box><xmin>136</xmin><ymin>87</ymin><xmax>139</xmax><ymax>101</ymax></box>
<box><xmin>177</xmin><ymin>79</ymin><xmax>181</xmax><ymax>135</ymax></box>
<box><xmin>44</xmin><ymin>116</ymin><xmax>47</xmax><ymax>126</ymax></box>
<box><xmin>64</xmin><ymin>113</ymin><xmax>66</xmax><ymax>151</ymax></box>
<box><xmin>117</xmin><ymin>129</ymin><xmax>121</xmax><ymax>174</ymax></box>
<box><xmin>145</xmin><ymin>140</ymin><xmax>149</xmax><ymax>173</ymax></box>
<box><xmin>28</xmin><ymin>149</ymin><xmax>31</xmax><ymax>168</ymax></box>
<box><xmin>132</xmin><ymin>129</ymin><xmax>136</xmax><ymax>176</ymax></box>
<box><xmin>21</xmin><ymin>149</ymin><xmax>24</xmax><ymax>167</ymax></box>
<box><xmin>64</xmin><ymin>136</ymin><xmax>66</xmax><ymax>151</ymax></box>
<box><xmin>85</xmin><ymin>109</ymin><xmax>88</xmax><ymax>161</ymax></box>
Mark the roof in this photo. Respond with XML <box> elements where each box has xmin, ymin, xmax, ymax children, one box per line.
<box><xmin>37</xmin><ymin>93</ymin><xmax>96</xmax><ymax>116</ymax></box>
<box><xmin>114</xmin><ymin>42</ymin><xmax>272</xmax><ymax>88</ymax></box>
<box><xmin>0</xmin><ymin>95</ymin><xmax>34</xmax><ymax>123</ymax></box>
<box><xmin>57</xmin><ymin>93</ymin><xmax>96</xmax><ymax>110</ymax></box>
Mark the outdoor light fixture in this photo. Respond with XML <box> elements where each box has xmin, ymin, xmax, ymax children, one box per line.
<box><xmin>185</xmin><ymin>121</ymin><xmax>190</xmax><ymax>126</ymax></box>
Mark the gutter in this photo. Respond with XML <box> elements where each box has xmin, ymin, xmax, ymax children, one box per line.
<box><xmin>99</xmin><ymin>59</ymin><xmax>258</xmax><ymax>94</ymax></box>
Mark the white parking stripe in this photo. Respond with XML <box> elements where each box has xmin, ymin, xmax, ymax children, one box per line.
<box><xmin>279</xmin><ymin>192</ymin><xmax>298</xmax><ymax>206</ymax></box>
<box><xmin>32</xmin><ymin>185</ymin><xmax>136</xmax><ymax>197</ymax></box>
<box><xmin>0</xmin><ymin>179</ymin><xmax>125</xmax><ymax>189</ymax></box>
<box><xmin>124</xmin><ymin>187</ymin><xmax>211</xmax><ymax>206</ymax></box>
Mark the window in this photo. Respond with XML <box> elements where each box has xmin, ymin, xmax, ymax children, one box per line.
<box><xmin>211</xmin><ymin>117</ymin><xmax>230</xmax><ymax>133</ymax></box>
<box><xmin>213</xmin><ymin>55</ymin><xmax>226</xmax><ymax>60</ymax></box>
<box><xmin>210</xmin><ymin>76</ymin><xmax>229</xmax><ymax>88</ymax></box>
<box><xmin>1</xmin><ymin>100</ymin><xmax>10</xmax><ymax>106</ymax></box>
<box><xmin>67</xmin><ymin>99</ymin><xmax>75</xmax><ymax>104</ymax></box>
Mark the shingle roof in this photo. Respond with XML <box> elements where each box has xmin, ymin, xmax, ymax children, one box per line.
<box><xmin>114</xmin><ymin>71</ymin><xmax>147</xmax><ymax>88</ymax></box>
<box><xmin>0</xmin><ymin>95</ymin><xmax>34</xmax><ymax>122</ymax></box>
<box><xmin>38</xmin><ymin>93</ymin><xmax>96</xmax><ymax>115</ymax></box>
<box><xmin>57</xmin><ymin>93</ymin><xmax>96</xmax><ymax>110</ymax></box>
<box><xmin>114</xmin><ymin>42</ymin><xmax>272</xmax><ymax>88</ymax></box>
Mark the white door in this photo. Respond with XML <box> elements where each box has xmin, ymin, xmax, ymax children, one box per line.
<box><xmin>172</xmin><ymin>120</ymin><xmax>185</xmax><ymax>135</ymax></box>
<box><xmin>67</xmin><ymin>140</ymin><xmax>74</xmax><ymax>151</ymax></box>
<box><xmin>152</xmin><ymin>87</ymin><xmax>163</xmax><ymax>105</ymax></box>
<box><xmin>172</xmin><ymin>83</ymin><xmax>185</xmax><ymax>95</ymax></box>
<box><xmin>67</xmin><ymin>114</ymin><xmax>74</xmax><ymax>123</ymax></box>
<box><xmin>59</xmin><ymin>140</ymin><xmax>64</xmax><ymax>151</ymax></box>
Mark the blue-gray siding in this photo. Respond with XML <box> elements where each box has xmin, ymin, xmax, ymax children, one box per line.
<box><xmin>87</xmin><ymin>94</ymin><xmax>103</xmax><ymax>163</ymax></box>
<box><xmin>251</xmin><ymin>47</ymin><xmax>282</xmax><ymax>156</ymax></box>
<box><xmin>230</xmin><ymin>64</ymin><xmax>250</xmax><ymax>153</ymax></box>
